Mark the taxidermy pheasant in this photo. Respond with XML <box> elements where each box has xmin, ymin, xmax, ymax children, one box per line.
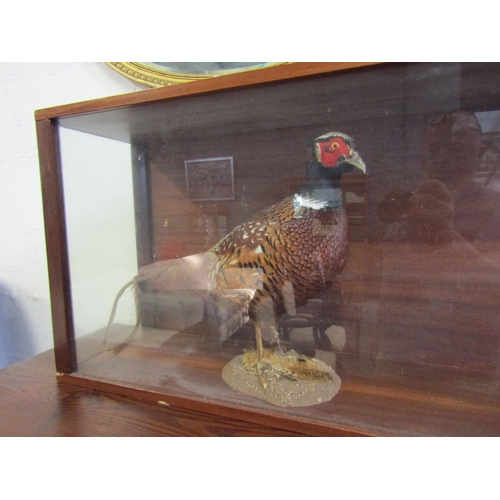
<box><xmin>106</xmin><ymin>132</ymin><xmax>366</xmax><ymax>387</ymax></box>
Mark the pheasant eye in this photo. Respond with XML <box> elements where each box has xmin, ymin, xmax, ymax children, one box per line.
<box><xmin>330</xmin><ymin>141</ymin><xmax>339</xmax><ymax>150</ymax></box>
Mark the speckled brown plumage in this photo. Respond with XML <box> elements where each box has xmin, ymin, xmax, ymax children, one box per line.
<box><xmin>210</xmin><ymin>196</ymin><xmax>349</xmax><ymax>322</ymax></box>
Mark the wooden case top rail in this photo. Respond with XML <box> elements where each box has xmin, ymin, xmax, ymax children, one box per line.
<box><xmin>35</xmin><ymin>63</ymin><xmax>381</xmax><ymax>121</ymax></box>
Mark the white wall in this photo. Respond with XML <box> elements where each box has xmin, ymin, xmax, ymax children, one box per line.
<box><xmin>59</xmin><ymin>128</ymin><xmax>138</xmax><ymax>337</ymax></box>
<box><xmin>0</xmin><ymin>63</ymin><xmax>144</xmax><ymax>368</ymax></box>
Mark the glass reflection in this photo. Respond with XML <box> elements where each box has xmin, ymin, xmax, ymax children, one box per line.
<box><xmin>373</xmin><ymin>110</ymin><xmax>500</xmax><ymax>390</ymax></box>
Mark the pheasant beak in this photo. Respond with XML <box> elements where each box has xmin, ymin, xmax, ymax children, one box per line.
<box><xmin>344</xmin><ymin>150</ymin><xmax>366</xmax><ymax>174</ymax></box>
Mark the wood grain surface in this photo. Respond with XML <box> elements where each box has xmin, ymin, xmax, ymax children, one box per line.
<box><xmin>2</xmin><ymin>344</ymin><xmax>499</xmax><ymax>436</ymax></box>
<box><xmin>36</xmin><ymin>119</ymin><xmax>77</xmax><ymax>374</ymax></box>
<box><xmin>35</xmin><ymin>63</ymin><xmax>380</xmax><ymax>121</ymax></box>
<box><xmin>0</xmin><ymin>350</ymin><xmax>305</xmax><ymax>437</ymax></box>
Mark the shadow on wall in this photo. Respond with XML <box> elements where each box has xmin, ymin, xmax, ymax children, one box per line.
<box><xmin>0</xmin><ymin>282</ymin><xmax>36</xmax><ymax>369</ymax></box>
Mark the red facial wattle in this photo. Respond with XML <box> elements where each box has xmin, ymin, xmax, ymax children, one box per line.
<box><xmin>319</xmin><ymin>138</ymin><xmax>351</xmax><ymax>167</ymax></box>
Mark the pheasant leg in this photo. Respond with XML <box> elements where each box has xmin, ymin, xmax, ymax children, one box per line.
<box><xmin>270</xmin><ymin>325</ymin><xmax>283</xmax><ymax>354</ymax></box>
<box><xmin>254</xmin><ymin>324</ymin><xmax>268</xmax><ymax>388</ymax></box>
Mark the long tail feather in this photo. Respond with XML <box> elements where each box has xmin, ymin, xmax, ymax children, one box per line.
<box><xmin>103</xmin><ymin>279</ymin><xmax>137</xmax><ymax>345</ymax></box>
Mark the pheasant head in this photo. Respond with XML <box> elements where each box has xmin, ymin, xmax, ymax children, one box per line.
<box><xmin>295</xmin><ymin>132</ymin><xmax>366</xmax><ymax>211</ymax></box>
<box><xmin>312</xmin><ymin>132</ymin><xmax>366</xmax><ymax>174</ymax></box>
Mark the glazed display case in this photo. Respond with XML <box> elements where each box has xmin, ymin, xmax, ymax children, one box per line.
<box><xmin>36</xmin><ymin>62</ymin><xmax>500</xmax><ymax>436</ymax></box>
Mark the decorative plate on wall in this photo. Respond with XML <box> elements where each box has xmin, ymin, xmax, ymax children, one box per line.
<box><xmin>106</xmin><ymin>62</ymin><xmax>286</xmax><ymax>87</ymax></box>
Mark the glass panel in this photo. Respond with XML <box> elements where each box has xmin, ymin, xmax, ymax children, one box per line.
<box><xmin>58</xmin><ymin>129</ymin><xmax>137</xmax><ymax>345</ymax></box>
<box><xmin>58</xmin><ymin>63</ymin><xmax>500</xmax><ymax>435</ymax></box>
